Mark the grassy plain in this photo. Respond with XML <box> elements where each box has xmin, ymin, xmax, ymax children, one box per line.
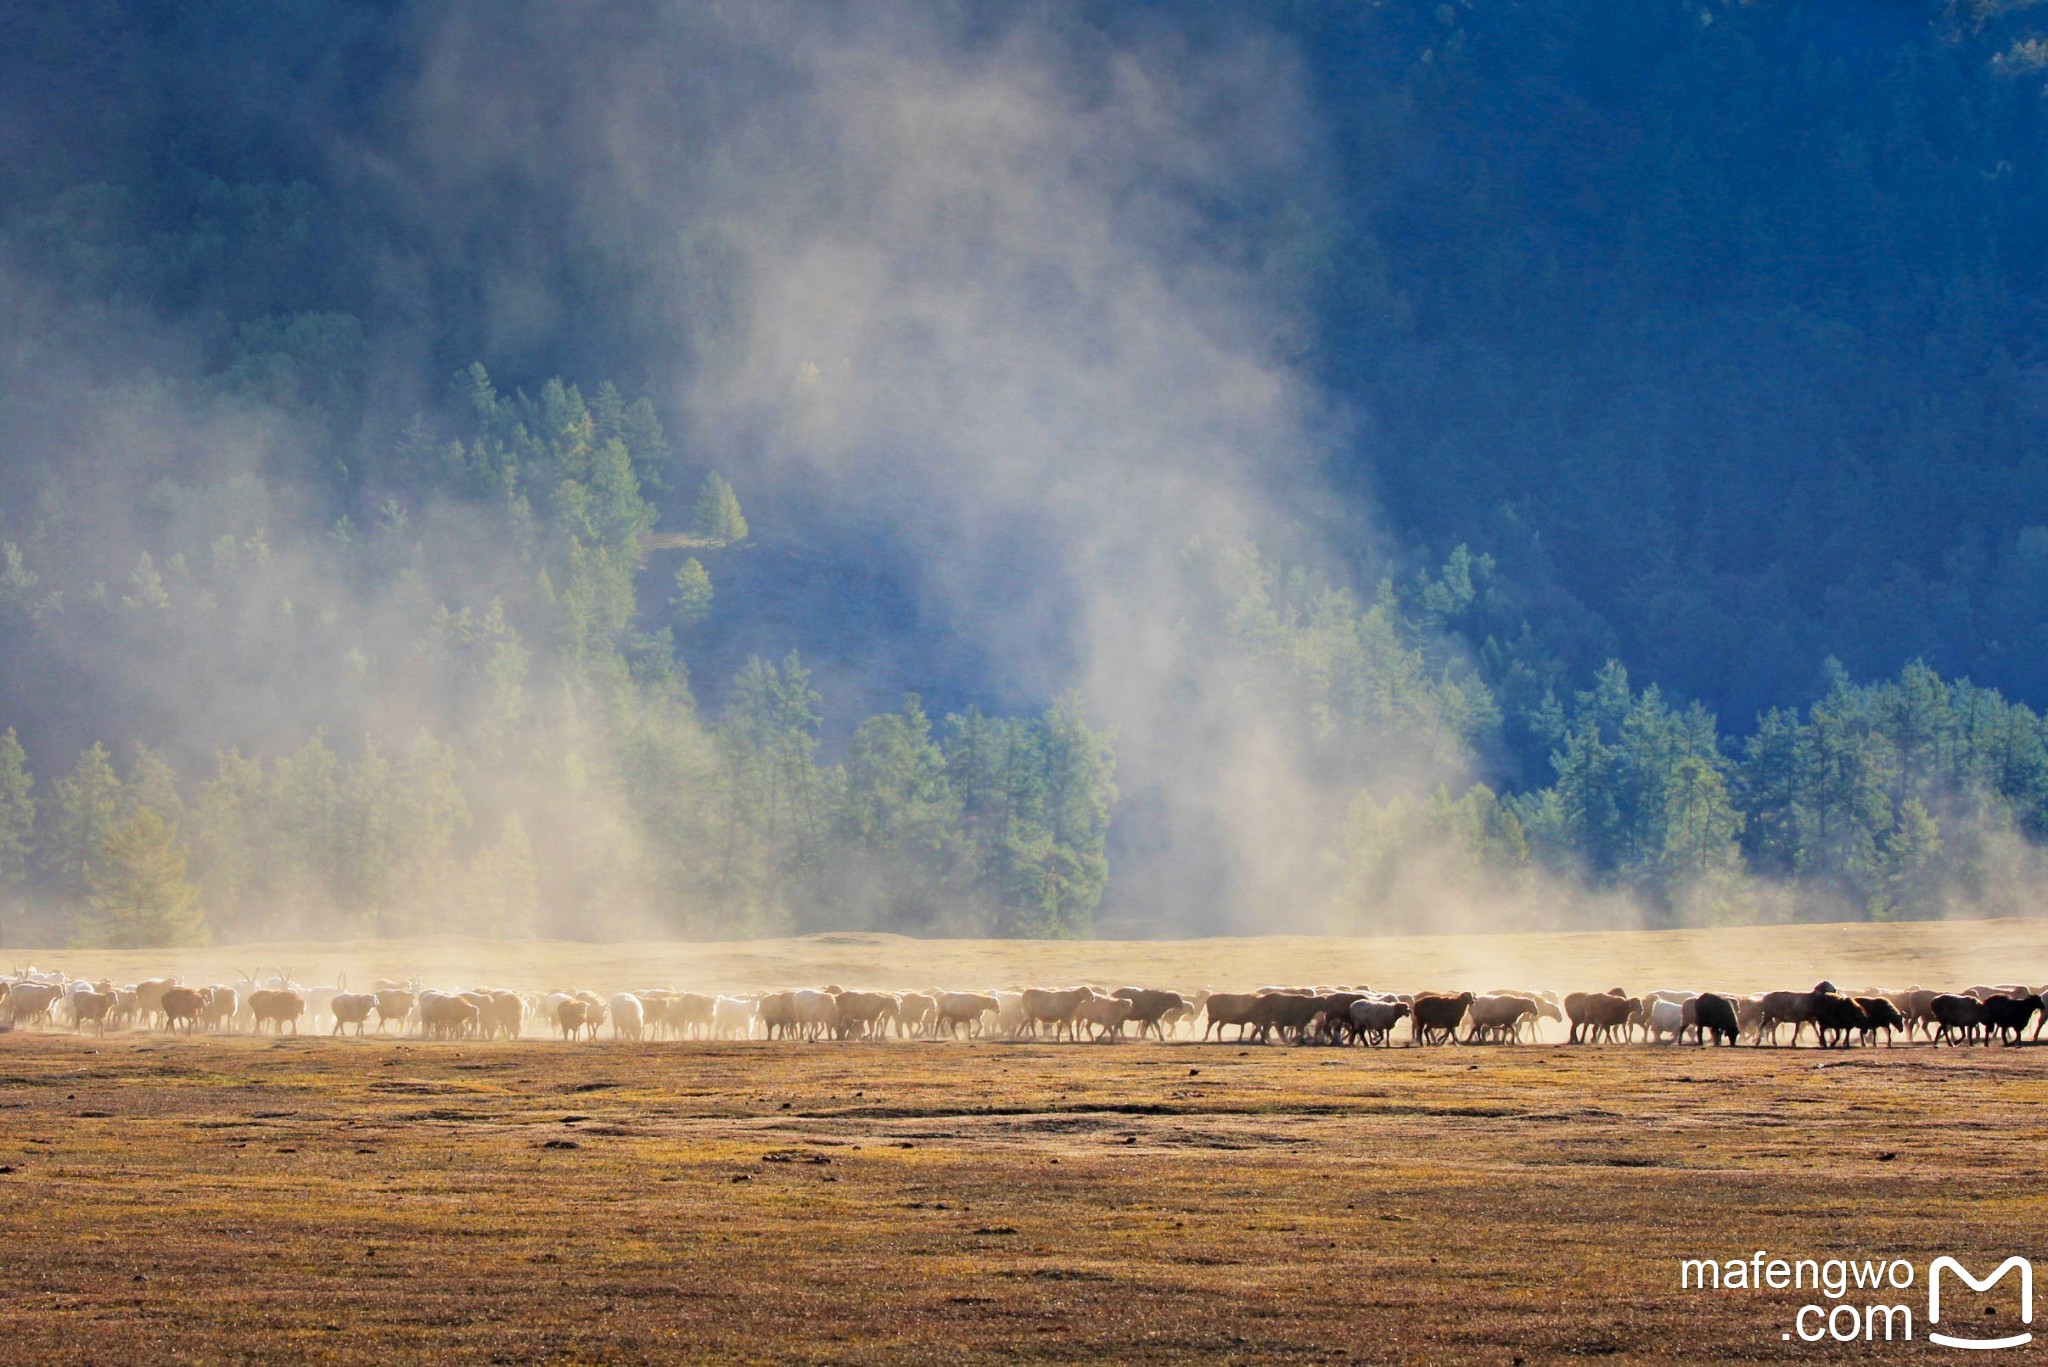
<box><xmin>4</xmin><ymin>921</ymin><xmax>2046</xmax><ymax>1362</ymax></box>
<box><xmin>18</xmin><ymin>915</ymin><xmax>2048</xmax><ymax>997</ymax></box>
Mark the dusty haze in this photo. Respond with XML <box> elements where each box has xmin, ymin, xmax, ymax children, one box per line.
<box><xmin>384</xmin><ymin>2</ymin><xmax>1475</xmax><ymax>932</ymax></box>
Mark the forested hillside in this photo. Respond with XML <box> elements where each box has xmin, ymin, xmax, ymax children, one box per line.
<box><xmin>1300</xmin><ymin>0</ymin><xmax>2048</xmax><ymax>725</ymax></box>
<box><xmin>5</xmin><ymin>1</ymin><xmax>2048</xmax><ymax>943</ymax></box>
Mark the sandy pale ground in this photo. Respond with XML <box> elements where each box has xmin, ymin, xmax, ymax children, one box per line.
<box><xmin>13</xmin><ymin>917</ymin><xmax>2048</xmax><ymax>996</ymax></box>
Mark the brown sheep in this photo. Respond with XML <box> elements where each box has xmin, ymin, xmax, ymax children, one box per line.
<box><xmin>482</xmin><ymin>991</ymin><xmax>523</xmax><ymax>1041</ymax></box>
<box><xmin>1753</xmin><ymin>983</ymin><xmax>1839</xmax><ymax>1047</ymax></box>
<box><xmin>1020</xmin><ymin>987</ymin><xmax>1094</xmax><ymax>1042</ymax></box>
<box><xmin>329</xmin><ymin>992</ymin><xmax>376</xmax><ymax>1038</ymax></box>
<box><xmin>133</xmin><ymin>978</ymin><xmax>177</xmax><ymax>1031</ymax></box>
<box><xmin>1200</xmin><ymin>992</ymin><xmax>1261</xmax><ymax>1043</ymax></box>
<box><xmin>757</xmin><ymin>991</ymin><xmax>797</xmax><ymax>1041</ymax></box>
<box><xmin>1465</xmin><ymin>994</ymin><xmax>1539</xmax><ymax>1044</ymax></box>
<box><xmin>373</xmin><ymin>989</ymin><xmax>415</xmax><ymax>1034</ymax></box>
<box><xmin>1565</xmin><ymin>991</ymin><xmax>1639</xmax><ymax>1044</ymax></box>
<box><xmin>1852</xmin><ymin>996</ymin><xmax>1904</xmax><ymax>1047</ymax></box>
<box><xmin>1248</xmin><ymin>991</ymin><xmax>1328</xmax><ymax>1045</ymax></box>
<box><xmin>572</xmin><ymin>993</ymin><xmax>609</xmax><ymax>1040</ymax></box>
<box><xmin>1074</xmin><ymin>994</ymin><xmax>1136</xmax><ymax>1042</ymax></box>
<box><xmin>1411</xmin><ymin>992</ymin><xmax>1475</xmax><ymax>1046</ymax></box>
<box><xmin>664</xmin><ymin>992</ymin><xmax>717</xmax><ymax>1040</ymax></box>
<box><xmin>3</xmin><ymin>980</ymin><xmax>59</xmax><ymax>1029</ymax></box>
<box><xmin>419</xmin><ymin>992</ymin><xmax>480</xmax><ymax>1040</ymax></box>
<box><xmin>1812</xmin><ymin>993</ymin><xmax>1870</xmax><ymax>1049</ymax></box>
<box><xmin>1112</xmin><ymin>988</ymin><xmax>1191</xmax><ymax>1041</ymax></box>
<box><xmin>200</xmin><ymin>986</ymin><xmax>239</xmax><ymax>1032</ymax></box>
<box><xmin>70</xmin><ymin>989</ymin><xmax>116</xmax><ymax>1036</ymax></box>
<box><xmin>894</xmin><ymin>992</ymin><xmax>938</xmax><ymax>1037</ymax></box>
<box><xmin>555</xmin><ymin>998</ymin><xmax>591</xmax><ymax>1040</ymax></box>
<box><xmin>1306</xmin><ymin>993</ymin><xmax>1372</xmax><ymax>1044</ymax></box>
<box><xmin>833</xmin><ymin>991</ymin><xmax>899</xmax><ymax>1041</ymax></box>
<box><xmin>248</xmin><ymin>988</ymin><xmax>305</xmax><ymax>1035</ymax></box>
<box><xmin>1930</xmin><ymin>993</ymin><xmax>1985</xmax><ymax>1045</ymax></box>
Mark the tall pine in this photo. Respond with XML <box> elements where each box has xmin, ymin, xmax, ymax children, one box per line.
<box><xmin>81</xmin><ymin>806</ymin><xmax>206</xmax><ymax>947</ymax></box>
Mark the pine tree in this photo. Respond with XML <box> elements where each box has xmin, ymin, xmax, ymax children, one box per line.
<box><xmin>586</xmin><ymin>437</ymin><xmax>656</xmax><ymax>551</ymax></box>
<box><xmin>124</xmin><ymin>744</ymin><xmax>184</xmax><ymax>825</ymax></box>
<box><xmin>1736</xmin><ymin>708</ymin><xmax>1806</xmax><ymax>878</ymax></box>
<box><xmin>1877</xmin><ymin>798</ymin><xmax>1945</xmax><ymax>920</ymax></box>
<box><xmin>189</xmin><ymin>749</ymin><xmax>267</xmax><ymax>936</ymax></box>
<box><xmin>0</xmin><ymin>729</ymin><xmax>34</xmax><ymax>900</ymax></box>
<box><xmin>80</xmin><ymin>806</ymin><xmax>206</xmax><ymax>947</ymax></box>
<box><xmin>843</xmin><ymin>695</ymin><xmax>960</xmax><ymax>859</ymax></box>
<box><xmin>670</xmin><ymin>557</ymin><xmax>714</xmax><ymax>626</ymax></box>
<box><xmin>271</xmin><ymin>732</ymin><xmax>342</xmax><ymax>917</ymax></box>
<box><xmin>619</xmin><ymin>397</ymin><xmax>671</xmax><ymax>492</ymax></box>
<box><xmin>1000</xmin><ymin>694</ymin><xmax>1116</xmax><ymax>938</ymax></box>
<box><xmin>0</xmin><ymin>542</ymin><xmax>38</xmax><ymax>608</ymax></box>
<box><xmin>120</xmin><ymin>552</ymin><xmax>170</xmax><ymax>613</ymax></box>
<box><xmin>691</xmin><ymin>472</ymin><xmax>749</xmax><ymax>545</ymax></box>
<box><xmin>48</xmin><ymin>743</ymin><xmax>122</xmax><ymax>903</ymax></box>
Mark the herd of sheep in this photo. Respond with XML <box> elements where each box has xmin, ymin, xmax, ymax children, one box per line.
<box><xmin>5</xmin><ymin>968</ymin><xmax>2048</xmax><ymax>1049</ymax></box>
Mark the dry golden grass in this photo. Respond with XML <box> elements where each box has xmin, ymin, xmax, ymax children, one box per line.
<box><xmin>6</xmin><ymin>921</ymin><xmax>2047</xmax><ymax>1362</ymax></box>
<box><xmin>3</xmin><ymin>1033</ymin><xmax>2045</xmax><ymax>1362</ymax></box>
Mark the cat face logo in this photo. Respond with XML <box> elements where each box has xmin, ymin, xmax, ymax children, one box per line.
<box><xmin>1928</xmin><ymin>1256</ymin><xmax>2032</xmax><ymax>1351</ymax></box>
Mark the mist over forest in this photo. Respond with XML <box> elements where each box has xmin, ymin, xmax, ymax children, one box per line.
<box><xmin>6</xmin><ymin>1</ymin><xmax>2048</xmax><ymax>945</ymax></box>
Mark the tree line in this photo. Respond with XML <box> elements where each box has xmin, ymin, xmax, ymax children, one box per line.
<box><xmin>0</xmin><ymin>367</ymin><xmax>1114</xmax><ymax>947</ymax></box>
<box><xmin>4</xmin><ymin>357</ymin><xmax>2044</xmax><ymax>945</ymax></box>
<box><xmin>1222</xmin><ymin>542</ymin><xmax>2048</xmax><ymax>928</ymax></box>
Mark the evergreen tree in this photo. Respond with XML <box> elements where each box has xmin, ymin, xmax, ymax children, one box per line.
<box><xmin>120</xmin><ymin>552</ymin><xmax>170</xmax><ymax>613</ymax></box>
<box><xmin>712</xmin><ymin>653</ymin><xmax>827</xmax><ymax>923</ymax></box>
<box><xmin>1736</xmin><ymin>709</ymin><xmax>1806</xmax><ymax>878</ymax></box>
<box><xmin>0</xmin><ymin>543</ymin><xmax>38</xmax><ymax>610</ymax></box>
<box><xmin>1001</xmin><ymin>694</ymin><xmax>1116</xmax><ymax>938</ymax></box>
<box><xmin>618</xmin><ymin>396</ymin><xmax>672</xmax><ymax>492</ymax></box>
<box><xmin>124</xmin><ymin>745</ymin><xmax>184</xmax><ymax>826</ymax></box>
<box><xmin>1796</xmin><ymin>668</ymin><xmax>1898</xmax><ymax>910</ymax></box>
<box><xmin>337</xmin><ymin>738</ymin><xmax>397</xmax><ymax>925</ymax></box>
<box><xmin>691</xmin><ymin>472</ymin><xmax>749</xmax><ymax>545</ymax></box>
<box><xmin>844</xmin><ymin>696</ymin><xmax>957</xmax><ymax>850</ymax></box>
<box><xmin>1650</xmin><ymin>754</ymin><xmax>1745</xmax><ymax>918</ymax></box>
<box><xmin>47</xmin><ymin>743</ymin><xmax>122</xmax><ymax>905</ymax></box>
<box><xmin>0</xmin><ymin>729</ymin><xmax>34</xmax><ymax>905</ymax></box>
<box><xmin>670</xmin><ymin>558</ymin><xmax>714</xmax><ymax>627</ymax></box>
<box><xmin>188</xmin><ymin>749</ymin><xmax>268</xmax><ymax>937</ymax></box>
<box><xmin>1877</xmin><ymin>798</ymin><xmax>1945</xmax><ymax>921</ymax></box>
<box><xmin>840</xmin><ymin>695</ymin><xmax>961</xmax><ymax>927</ymax></box>
<box><xmin>271</xmin><ymin>732</ymin><xmax>342</xmax><ymax>921</ymax></box>
<box><xmin>80</xmin><ymin>806</ymin><xmax>205</xmax><ymax>947</ymax></box>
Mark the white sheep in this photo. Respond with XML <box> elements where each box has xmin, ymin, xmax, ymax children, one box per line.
<box><xmin>711</xmin><ymin>995</ymin><xmax>757</xmax><ymax>1040</ymax></box>
<box><xmin>609</xmin><ymin>992</ymin><xmax>646</xmax><ymax>1042</ymax></box>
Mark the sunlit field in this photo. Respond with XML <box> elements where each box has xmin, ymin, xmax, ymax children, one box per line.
<box><xmin>5</xmin><ymin>921</ymin><xmax>2048</xmax><ymax>1361</ymax></box>
<box><xmin>20</xmin><ymin>916</ymin><xmax>2048</xmax><ymax>999</ymax></box>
